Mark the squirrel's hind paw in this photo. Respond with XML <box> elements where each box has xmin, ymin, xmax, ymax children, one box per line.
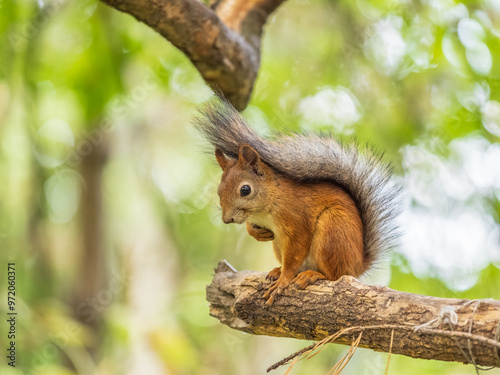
<box><xmin>263</xmin><ymin>280</ymin><xmax>283</xmax><ymax>306</ymax></box>
<box><xmin>263</xmin><ymin>269</ymin><xmax>326</xmax><ymax>305</ymax></box>
<box><xmin>263</xmin><ymin>273</ymin><xmax>291</xmax><ymax>306</ymax></box>
<box><xmin>290</xmin><ymin>270</ymin><xmax>326</xmax><ymax>289</ymax></box>
<box><xmin>265</xmin><ymin>266</ymin><xmax>282</xmax><ymax>282</ymax></box>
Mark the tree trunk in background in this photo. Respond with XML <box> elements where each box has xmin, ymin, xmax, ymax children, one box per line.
<box><xmin>75</xmin><ymin>137</ymin><xmax>109</xmax><ymax>342</ymax></box>
<box><xmin>27</xmin><ymin>164</ymin><xmax>54</xmax><ymax>297</ymax></box>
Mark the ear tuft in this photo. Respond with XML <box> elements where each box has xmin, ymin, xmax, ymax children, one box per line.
<box><xmin>215</xmin><ymin>148</ymin><xmax>229</xmax><ymax>170</ymax></box>
<box><xmin>238</xmin><ymin>145</ymin><xmax>262</xmax><ymax>174</ymax></box>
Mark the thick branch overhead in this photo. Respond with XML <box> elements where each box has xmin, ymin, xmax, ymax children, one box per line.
<box><xmin>99</xmin><ymin>0</ymin><xmax>285</xmax><ymax>110</ymax></box>
<box><xmin>207</xmin><ymin>261</ymin><xmax>500</xmax><ymax>369</ymax></box>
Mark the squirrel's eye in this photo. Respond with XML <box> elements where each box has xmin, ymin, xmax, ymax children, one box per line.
<box><xmin>240</xmin><ymin>185</ymin><xmax>251</xmax><ymax>197</ymax></box>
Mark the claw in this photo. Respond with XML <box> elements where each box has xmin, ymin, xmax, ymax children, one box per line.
<box><xmin>263</xmin><ymin>281</ymin><xmax>283</xmax><ymax>306</ymax></box>
<box><xmin>290</xmin><ymin>270</ymin><xmax>326</xmax><ymax>289</ymax></box>
<box><xmin>263</xmin><ymin>280</ymin><xmax>277</xmax><ymax>299</ymax></box>
<box><xmin>263</xmin><ymin>277</ymin><xmax>289</xmax><ymax>306</ymax></box>
<box><xmin>265</xmin><ymin>292</ymin><xmax>277</xmax><ymax>306</ymax></box>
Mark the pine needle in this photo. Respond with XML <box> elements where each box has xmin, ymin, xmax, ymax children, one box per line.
<box><xmin>384</xmin><ymin>329</ymin><xmax>395</xmax><ymax>375</ymax></box>
<box><xmin>328</xmin><ymin>332</ymin><xmax>363</xmax><ymax>375</ymax></box>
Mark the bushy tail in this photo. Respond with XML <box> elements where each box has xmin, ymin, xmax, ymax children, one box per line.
<box><xmin>196</xmin><ymin>100</ymin><xmax>402</xmax><ymax>269</ymax></box>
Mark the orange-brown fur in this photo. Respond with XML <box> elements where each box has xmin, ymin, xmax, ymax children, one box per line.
<box><xmin>216</xmin><ymin>144</ymin><xmax>364</xmax><ymax>305</ymax></box>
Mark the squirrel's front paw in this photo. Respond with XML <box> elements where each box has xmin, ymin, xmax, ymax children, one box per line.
<box><xmin>246</xmin><ymin>223</ymin><xmax>274</xmax><ymax>242</ymax></box>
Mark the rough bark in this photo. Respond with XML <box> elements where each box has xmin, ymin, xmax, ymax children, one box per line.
<box><xmin>99</xmin><ymin>0</ymin><xmax>286</xmax><ymax>110</ymax></box>
<box><xmin>207</xmin><ymin>260</ymin><xmax>500</xmax><ymax>369</ymax></box>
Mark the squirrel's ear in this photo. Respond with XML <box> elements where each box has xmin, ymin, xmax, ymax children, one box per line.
<box><xmin>215</xmin><ymin>149</ymin><xmax>229</xmax><ymax>171</ymax></box>
<box><xmin>238</xmin><ymin>145</ymin><xmax>262</xmax><ymax>175</ymax></box>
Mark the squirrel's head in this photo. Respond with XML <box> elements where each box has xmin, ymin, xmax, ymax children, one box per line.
<box><xmin>215</xmin><ymin>145</ymin><xmax>272</xmax><ymax>224</ymax></box>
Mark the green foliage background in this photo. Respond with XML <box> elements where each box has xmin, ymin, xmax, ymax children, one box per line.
<box><xmin>1</xmin><ymin>0</ymin><xmax>500</xmax><ymax>374</ymax></box>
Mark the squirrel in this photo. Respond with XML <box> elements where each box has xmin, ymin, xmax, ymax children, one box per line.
<box><xmin>197</xmin><ymin>100</ymin><xmax>402</xmax><ymax>306</ymax></box>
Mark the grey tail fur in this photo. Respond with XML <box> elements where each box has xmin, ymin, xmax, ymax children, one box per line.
<box><xmin>195</xmin><ymin>100</ymin><xmax>403</xmax><ymax>270</ymax></box>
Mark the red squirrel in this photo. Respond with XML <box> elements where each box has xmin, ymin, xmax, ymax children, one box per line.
<box><xmin>197</xmin><ymin>101</ymin><xmax>401</xmax><ymax>305</ymax></box>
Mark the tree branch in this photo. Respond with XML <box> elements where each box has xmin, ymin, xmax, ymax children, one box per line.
<box><xmin>206</xmin><ymin>260</ymin><xmax>500</xmax><ymax>369</ymax></box>
<box><xmin>99</xmin><ymin>0</ymin><xmax>285</xmax><ymax>110</ymax></box>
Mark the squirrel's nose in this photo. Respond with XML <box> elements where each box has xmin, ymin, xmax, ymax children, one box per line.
<box><xmin>223</xmin><ymin>216</ymin><xmax>234</xmax><ymax>224</ymax></box>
